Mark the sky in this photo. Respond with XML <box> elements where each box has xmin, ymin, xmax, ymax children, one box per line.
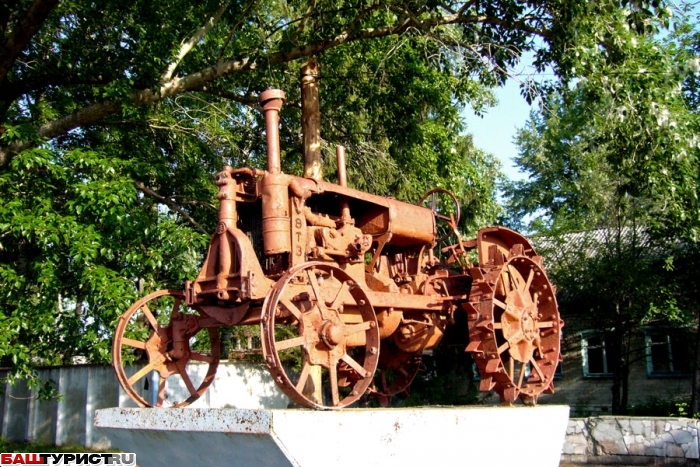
<box><xmin>467</xmin><ymin>2</ymin><xmax>699</xmax><ymax>182</ymax></box>
<box><xmin>463</xmin><ymin>75</ymin><xmax>535</xmax><ymax>182</ymax></box>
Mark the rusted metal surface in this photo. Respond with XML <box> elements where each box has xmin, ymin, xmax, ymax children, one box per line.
<box><xmin>112</xmin><ymin>86</ymin><xmax>562</xmax><ymax>410</ymax></box>
<box><xmin>260</xmin><ymin>89</ymin><xmax>285</xmax><ymax>174</ymax></box>
<box><xmin>464</xmin><ymin>227</ymin><xmax>564</xmax><ymax>405</ymax></box>
<box><xmin>260</xmin><ymin>262</ymin><xmax>380</xmax><ymax>409</ymax></box>
<box><xmin>112</xmin><ymin>290</ymin><xmax>220</xmax><ymax>408</ymax></box>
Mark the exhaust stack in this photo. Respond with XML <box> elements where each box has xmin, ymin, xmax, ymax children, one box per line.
<box><xmin>260</xmin><ymin>89</ymin><xmax>285</xmax><ymax>174</ymax></box>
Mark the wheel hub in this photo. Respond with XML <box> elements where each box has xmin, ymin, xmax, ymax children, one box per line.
<box><xmin>501</xmin><ymin>288</ymin><xmax>539</xmax><ymax>363</ymax></box>
<box><xmin>321</xmin><ymin>320</ymin><xmax>344</xmax><ymax>347</ymax></box>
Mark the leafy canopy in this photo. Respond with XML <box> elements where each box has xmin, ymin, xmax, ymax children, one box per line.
<box><xmin>502</xmin><ymin>6</ymin><xmax>700</xmax><ymax>414</ymax></box>
<box><xmin>0</xmin><ymin>0</ymin><xmax>671</xmax><ymax>382</ymax></box>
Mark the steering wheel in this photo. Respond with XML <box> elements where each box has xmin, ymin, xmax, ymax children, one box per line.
<box><xmin>418</xmin><ymin>188</ymin><xmax>461</xmax><ymax>243</ymax></box>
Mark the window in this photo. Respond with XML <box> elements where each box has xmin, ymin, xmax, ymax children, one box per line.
<box><xmin>581</xmin><ymin>332</ymin><xmax>614</xmax><ymax>377</ymax></box>
<box><xmin>554</xmin><ymin>362</ymin><xmax>563</xmax><ymax>380</ymax></box>
<box><xmin>645</xmin><ymin>328</ymin><xmax>692</xmax><ymax>377</ymax></box>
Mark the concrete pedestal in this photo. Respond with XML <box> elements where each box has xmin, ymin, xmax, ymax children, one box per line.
<box><xmin>95</xmin><ymin>405</ymin><xmax>569</xmax><ymax>467</ymax></box>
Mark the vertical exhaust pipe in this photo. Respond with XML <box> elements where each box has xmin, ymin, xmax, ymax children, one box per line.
<box><xmin>301</xmin><ymin>59</ymin><xmax>322</xmax><ymax>180</ymax></box>
<box><xmin>260</xmin><ymin>89</ymin><xmax>285</xmax><ymax>174</ymax></box>
<box><xmin>259</xmin><ymin>89</ymin><xmax>290</xmax><ymax>256</ymax></box>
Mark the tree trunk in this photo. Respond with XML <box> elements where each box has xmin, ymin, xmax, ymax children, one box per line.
<box><xmin>609</xmin><ymin>327</ymin><xmax>623</xmax><ymax>414</ymax></box>
<box><xmin>300</xmin><ymin>59</ymin><xmax>322</xmax><ymax>181</ymax></box>
<box><xmin>691</xmin><ymin>308</ymin><xmax>700</xmax><ymax>415</ymax></box>
<box><xmin>620</xmin><ymin>361</ymin><xmax>629</xmax><ymax>415</ymax></box>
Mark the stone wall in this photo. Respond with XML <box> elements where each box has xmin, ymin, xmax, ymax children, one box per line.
<box><xmin>562</xmin><ymin>416</ymin><xmax>700</xmax><ymax>465</ymax></box>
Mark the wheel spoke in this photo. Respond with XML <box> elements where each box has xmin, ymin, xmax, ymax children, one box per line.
<box><xmin>191</xmin><ymin>352</ymin><xmax>215</xmax><ymax>364</ymax></box>
<box><xmin>172</xmin><ymin>296</ymin><xmax>182</xmax><ymax>316</ymax></box>
<box><xmin>341</xmin><ymin>353</ymin><xmax>369</xmax><ymax>378</ymax></box>
<box><xmin>507</xmin><ymin>265</ymin><xmax>522</xmax><ymax>291</ymax></box>
<box><xmin>176</xmin><ymin>361</ymin><xmax>197</xmax><ymax>396</ymax></box>
<box><xmin>497</xmin><ymin>342</ymin><xmax>509</xmax><ymax>355</ymax></box>
<box><xmin>529</xmin><ymin>357</ymin><xmax>545</xmax><ymax>381</ymax></box>
<box><xmin>121</xmin><ymin>337</ymin><xmax>146</xmax><ymax>350</ymax></box>
<box><xmin>504</xmin><ymin>308</ymin><xmax>520</xmax><ymax>320</ymax></box>
<box><xmin>295</xmin><ymin>361</ymin><xmax>312</xmax><ymax>393</ymax></box>
<box><xmin>344</xmin><ymin>321</ymin><xmax>372</xmax><ymax>336</ymax></box>
<box><xmin>329</xmin><ymin>280</ymin><xmax>350</xmax><ymax>310</ymax></box>
<box><xmin>508</xmin><ymin>356</ymin><xmax>514</xmax><ymax>380</ymax></box>
<box><xmin>127</xmin><ymin>362</ymin><xmax>157</xmax><ymax>386</ymax></box>
<box><xmin>307</xmin><ymin>269</ymin><xmax>324</xmax><ymax>305</ymax></box>
<box><xmin>493</xmin><ymin>298</ymin><xmax>507</xmax><ymax>310</ymax></box>
<box><xmin>329</xmin><ymin>363</ymin><xmax>340</xmax><ymax>406</ymax></box>
<box><xmin>279</xmin><ymin>296</ymin><xmax>303</xmax><ymax>320</ymax></box>
<box><xmin>275</xmin><ymin>335</ymin><xmax>307</xmax><ymax>351</ymax></box>
<box><xmin>517</xmin><ymin>362</ymin><xmax>526</xmax><ymax>388</ymax></box>
<box><xmin>157</xmin><ymin>377</ymin><xmax>166</xmax><ymax>406</ymax></box>
<box><xmin>141</xmin><ymin>303</ymin><xmax>160</xmax><ymax>331</ymax></box>
<box><xmin>524</xmin><ymin>268</ymin><xmax>535</xmax><ymax>293</ymax></box>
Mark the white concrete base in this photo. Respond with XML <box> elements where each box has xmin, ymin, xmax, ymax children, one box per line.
<box><xmin>95</xmin><ymin>405</ymin><xmax>570</xmax><ymax>467</ymax></box>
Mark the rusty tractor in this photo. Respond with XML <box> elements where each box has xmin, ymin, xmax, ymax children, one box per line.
<box><xmin>112</xmin><ymin>84</ymin><xmax>563</xmax><ymax>410</ymax></box>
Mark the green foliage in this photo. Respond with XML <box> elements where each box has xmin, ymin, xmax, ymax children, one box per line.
<box><xmin>627</xmin><ymin>396</ymin><xmax>700</xmax><ymax>418</ymax></box>
<box><xmin>670</xmin><ymin>401</ymin><xmax>700</xmax><ymax>419</ymax></box>
<box><xmin>0</xmin><ymin>144</ymin><xmax>209</xmax><ymax>376</ymax></box>
<box><xmin>0</xmin><ymin>0</ymin><xmax>678</xmax><ymax>385</ymax></box>
<box><xmin>503</xmin><ymin>9</ymin><xmax>700</xmax><ymax>414</ymax></box>
<box><xmin>0</xmin><ymin>0</ymin><xmax>516</xmax><ymax>381</ymax></box>
<box><xmin>506</xmin><ymin>27</ymin><xmax>700</xmax><ymax>236</ymax></box>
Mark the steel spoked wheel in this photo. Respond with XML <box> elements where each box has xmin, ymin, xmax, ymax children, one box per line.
<box><xmin>338</xmin><ymin>343</ymin><xmax>421</xmax><ymax>404</ymax></box>
<box><xmin>469</xmin><ymin>257</ymin><xmax>562</xmax><ymax>404</ymax></box>
<box><xmin>261</xmin><ymin>262</ymin><xmax>380</xmax><ymax>409</ymax></box>
<box><xmin>372</xmin><ymin>342</ymin><xmax>421</xmax><ymax>400</ymax></box>
<box><xmin>112</xmin><ymin>289</ymin><xmax>220</xmax><ymax>408</ymax></box>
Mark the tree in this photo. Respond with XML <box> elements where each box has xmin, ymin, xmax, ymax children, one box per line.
<box><xmin>503</xmin><ymin>8</ymin><xmax>700</xmax><ymax>414</ymax></box>
<box><xmin>0</xmin><ymin>0</ymin><xmax>671</xmax><ymax>386</ymax></box>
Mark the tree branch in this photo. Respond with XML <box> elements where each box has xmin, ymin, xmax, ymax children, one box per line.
<box><xmin>160</xmin><ymin>1</ymin><xmax>230</xmax><ymax>84</ymax></box>
<box><xmin>133</xmin><ymin>181</ymin><xmax>211</xmax><ymax>236</ymax></box>
<box><xmin>216</xmin><ymin>0</ymin><xmax>257</xmax><ymax>62</ymax></box>
<box><xmin>196</xmin><ymin>85</ymin><xmax>261</xmax><ymax>110</ymax></box>
<box><xmin>0</xmin><ymin>0</ymin><xmax>59</xmax><ymax>87</ymax></box>
<box><xmin>0</xmin><ymin>9</ymin><xmax>551</xmax><ymax>168</ymax></box>
<box><xmin>293</xmin><ymin>0</ymin><xmax>316</xmax><ymax>43</ymax></box>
